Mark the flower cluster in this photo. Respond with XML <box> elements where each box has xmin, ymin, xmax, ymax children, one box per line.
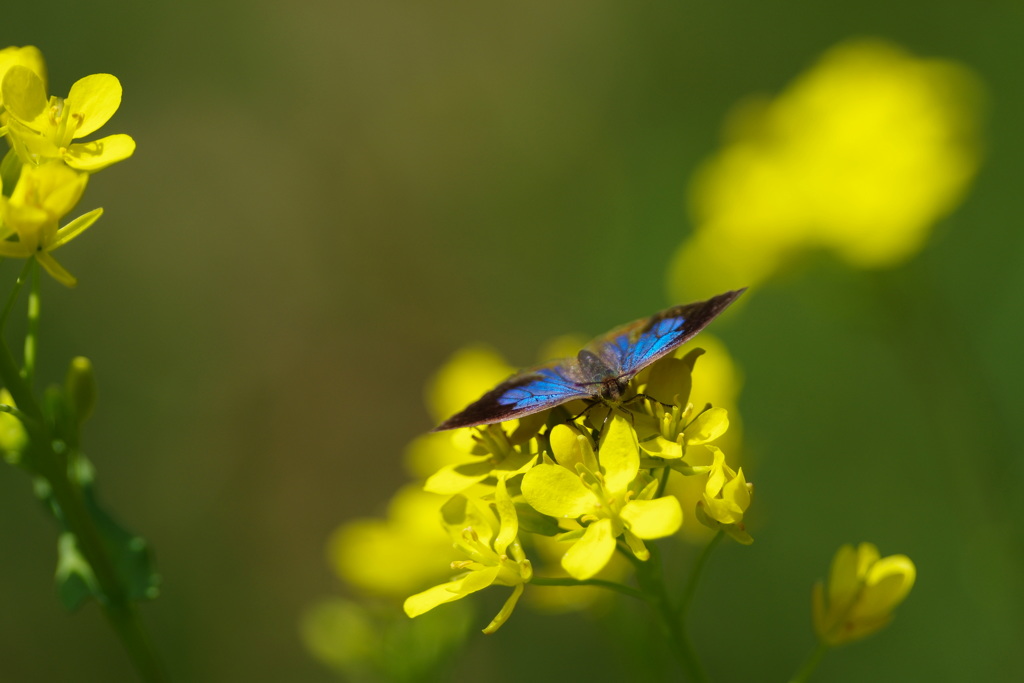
<box><xmin>0</xmin><ymin>45</ymin><xmax>134</xmax><ymax>286</ymax></box>
<box><xmin>396</xmin><ymin>343</ymin><xmax>752</xmax><ymax>632</ymax></box>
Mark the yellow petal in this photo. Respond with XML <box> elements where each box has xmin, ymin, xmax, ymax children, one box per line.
<box><xmin>51</xmin><ymin>208</ymin><xmax>103</xmax><ymax>250</ymax></box>
<box><xmin>36</xmin><ymin>252</ymin><xmax>77</xmax><ymax>287</ymax></box>
<box><xmin>638</xmin><ymin>434</ymin><xmax>684</xmax><ymax>459</ymax></box>
<box><xmin>423</xmin><ymin>461</ymin><xmax>492</xmax><ymax>495</ymax></box>
<box><xmin>549</xmin><ymin>423</ymin><xmax>593</xmax><ymax>469</ymax></box>
<box><xmin>66</xmin><ymin>74</ymin><xmax>122</xmax><ymax>138</ymax></box>
<box><xmin>0</xmin><ymin>46</ymin><xmax>47</xmax><ymax>101</ymax></box>
<box><xmin>65</xmin><ymin>134</ymin><xmax>136</xmax><ymax>171</ymax></box>
<box><xmin>492</xmin><ymin>477</ymin><xmax>518</xmax><ymax>554</ymax></box>
<box><xmin>521</xmin><ymin>463</ymin><xmax>595</xmax><ymax>518</ymax></box>
<box><xmin>598</xmin><ymin>414</ymin><xmax>639</xmax><ymax>493</ymax></box>
<box><xmin>1</xmin><ymin>66</ymin><xmax>48</xmax><ymax>124</ymax></box>
<box><xmin>621</xmin><ymin>497</ymin><xmax>683</xmax><ymax>539</ymax></box>
<box><xmin>403</xmin><ymin>571</ymin><xmax>486</xmax><ymax>618</ymax></box>
<box><xmin>562</xmin><ymin>518</ymin><xmax>615</xmax><ymax>580</ymax></box>
<box><xmin>686</xmin><ymin>407</ymin><xmax>730</xmax><ymax>444</ymax></box>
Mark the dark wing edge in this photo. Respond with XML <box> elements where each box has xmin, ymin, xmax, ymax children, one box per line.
<box><xmin>433</xmin><ymin>288</ymin><xmax>746</xmax><ymax>431</ymax></box>
<box><xmin>432</xmin><ymin>364</ymin><xmax>593</xmax><ymax>432</ymax></box>
<box><xmin>594</xmin><ymin>287</ymin><xmax>747</xmax><ymax>378</ymax></box>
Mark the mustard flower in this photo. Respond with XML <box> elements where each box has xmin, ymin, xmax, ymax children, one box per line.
<box><xmin>2</xmin><ymin>65</ymin><xmax>135</xmax><ymax>171</ymax></box>
<box><xmin>521</xmin><ymin>415</ymin><xmax>683</xmax><ymax>580</ymax></box>
<box><xmin>669</xmin><ymin>38</ymin><xmax>983</xmax><ymax>300</ymax></box>
<box><xmin>812</xmin><ymin>542</ymin><xmax>916</xmax><ymax>646</ymax></box>
<box><xmin>632</xmin><ymin>347</ymin><xmax>734</xmax><ymax>463</ymax></box>
<box><xmin>423</xmin><ymin>423</ymin><xmax>540</xmax><ymax>495</ymax></box>
<box><xmin>695</xmin><ymin>446</ymin><xmax>753</xmax><ymax>544</ymax></box>
<box><xmin>0</xmin><ymin>162</ymin><xmax>102</xmax><ymax>287</ymax></box>
<box><xmin>404</xmin><ymin>478</ymin><xmax>532</xmax><ymax>633</ymax></box>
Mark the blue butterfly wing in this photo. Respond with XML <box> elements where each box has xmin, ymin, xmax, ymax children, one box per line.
<box><xmin>432</xmin><ymin>362</ymin><xmax>595</xmax><ymax>431</ymax></box>
<box><xmin>433</xmin><ymin>288</ymin><xmax>746</xmax><ymax>431</ymax></box>
<box><xmin>588</xmin><ymin>288</ymin><xmax>746</xmax><ymax>380</ymax></box>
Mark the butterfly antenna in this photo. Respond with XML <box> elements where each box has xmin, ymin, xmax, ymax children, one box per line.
<box><xmin>623</xmin><ymin>392</ymin><xmax>673</xmax><ymax>411</ymax></box>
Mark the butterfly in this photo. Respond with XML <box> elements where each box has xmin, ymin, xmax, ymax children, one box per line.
<box><xmin>434</xmin><ymin>288</ymin><xmax>746</xmax><ymax>431</ymax></box>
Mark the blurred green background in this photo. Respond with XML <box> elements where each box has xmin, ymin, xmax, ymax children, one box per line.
<box><xmin>2</xmin><ymin>1</ymin><xmax>1022</xmax><ymax>681</ymax></box>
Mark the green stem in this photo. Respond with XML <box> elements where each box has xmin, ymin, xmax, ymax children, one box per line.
<box><xmin>0</xmin><ymin>401</ymin><xmax>40</xmax><ymax>430</ymax></box>
<box><xmin>678</xmin><ymin>531</ymin><xmax>723</xmax><ymax>620</ymax></box>
<box><xmin>530</xmin><ymin>576</ymin><xmax>647</xmax><ymax>601</ymax></box>
<box><xmin>23</xmin><ymin>258</ymin><xmax>39</xmax><ymax>385</ymax></box>
<box><xmin>42</xmin><ymin>456</ymin><xmax>168</xmax><ymax>682</ymax></box>
<box><xmin>0</xmin><ymin>336</ymin><xmax>167</xmax><ymax>682</ymax></box>
<box><xmin>635</xmin><ymin>544</ymin><xmax>708</xmax><ymax>683</ymax></box>
<box><xmin>654</xmin><ymin>465</ymin><xmax>671</xmax><ymax>499</ymax></box>
<box><xmin>788</xmin><ymin>641</ymin><xmax>829</xmax><ymax>683</ymax></box>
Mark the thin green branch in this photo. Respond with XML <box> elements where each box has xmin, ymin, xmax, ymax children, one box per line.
<box><xmin>654</xmin><ymin>465</ymin><xmax>671</xmax><ymax>499</ymax></box>
<box><xmin>678</xmin><ymin>531</ymin><xmax>723</xmax><ymax>620</ymax></box>
<box><xmin>23</xmin><ymin>258</ymin><xmax>39</xmax><ymax>385</ymax></box>
<box><xmin>0</xmin><ymin>333</ymin><xmax>167</xmax><ymax>682</ymax></box>
<box><xmin>0</xmin><ymin>401</ymin><xmax>40</xmax><ymax>431</ymax></box>
<box><xmin>634</xmin><ymin>544</ymin><xmax>708</xmax><ymax>683</ymax></box>
<box><xmin>530</xmin><ymin>576</ymin><xmax>647</xmax><ymax>601</ymax></box>
<box><xmin>788</xmin><ymin>641</ymin><xmax>829</xmax><ymax>683</ymax></box>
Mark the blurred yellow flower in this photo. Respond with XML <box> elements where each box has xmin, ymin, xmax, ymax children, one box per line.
<box><xmin>424</xmin><ymin>345</ymin><xmax>515</xmax><ymax>426</ymax></box>
<box><xmin>812</xmin><ymin>542</ymin><xmax>916</xmax><ymax>646</ymax></box>
<box><xmin>301</xmin><ymin>597</ymin><xmax>473</xmax><ymax>680</ymax></box>
<box><xmin>0</xmin><ymin>45</ymin><xmax>46</xmax><ymax>112</ymax></box>
<box><xmin>407</xmin><ymin>345</ymin><xmax>517</xmax><ymax>476</ymax></box>
<box><xmin>327</xmin><ymin>485</ymin><xmax>456</xmax><ymax>598</ymax></box>
<box><xmin>0</xmin><ymin>389</ymin><xmax>28</xmax><ymax>462</ymax></box>
<box><xmin>669</xmin><ymin>38</ymin><xmax>983</xmax><ymax>300</ymax></box>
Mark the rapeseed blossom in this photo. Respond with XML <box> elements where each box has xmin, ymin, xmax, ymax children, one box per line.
<box><xmin>812</xmin><ymin>542</ymin><xmax>916</xmax><ymax>646</ymax></box>
<box><xmin>0</xmin><ymin>162</ymin><xmax>101</xmax><ymax>286</ymax></box>
<box><xmin>0</xmin><ymin>46</ymin><xmax>135</xmax><ymax>286</ymax></box>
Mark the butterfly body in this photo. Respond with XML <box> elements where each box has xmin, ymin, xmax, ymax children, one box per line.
<box><xmin>433</xmin><ymin>288</ymin><xmax>746</xmax><ymax>431</ymax></box>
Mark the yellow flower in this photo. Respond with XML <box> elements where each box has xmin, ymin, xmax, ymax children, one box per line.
<box><xmin>2</xmin><ymin>65</ymin><xmax>135</xmax><ymax>171</ymax></box>
<box><xmin>521</xmin><ymin>415</ymin><xmax>682</xmax><ymax>580</ymax></box>
<box><xmin>422</xmin><ymin>422</ymin><xmax>540</xmax><ymax>495</ymax></box>
<box><xmin>404</xmin><ymin>478</ymin><xmax>532</xmax><ymax>633</ymax></box>
<box><xmin>812</xmin><ymin>542</ymin><xmax>916</xmax><ymax>646</ymax></box>
<box><xmin>669</xmin><ymin>38</ymin><xmax>983</xmax><ymax>300</ymax></box>
<box><xmin>0</xmin><ymin>162</ymin><xmax>102</xmax><ymax>287</ymax></box>
<box><xmin>695</xmin><ymin>446</ymin><xmax>753</xmax><ymax>544</ymax></box>
<box><xmin>301</xmin><ymin>597</ymin><xmax>473</xmax><ymax>679</ymax></box>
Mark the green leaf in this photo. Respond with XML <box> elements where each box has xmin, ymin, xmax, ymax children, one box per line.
<box><xmin>55</xmin><ymin>532</ymin><xmax>98</xmax><ymax>611</ymax></box>
<box><xmin>40</xmin><ymin>455</ymin><xmax>160</xmax><ymax>610</ymax></box>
